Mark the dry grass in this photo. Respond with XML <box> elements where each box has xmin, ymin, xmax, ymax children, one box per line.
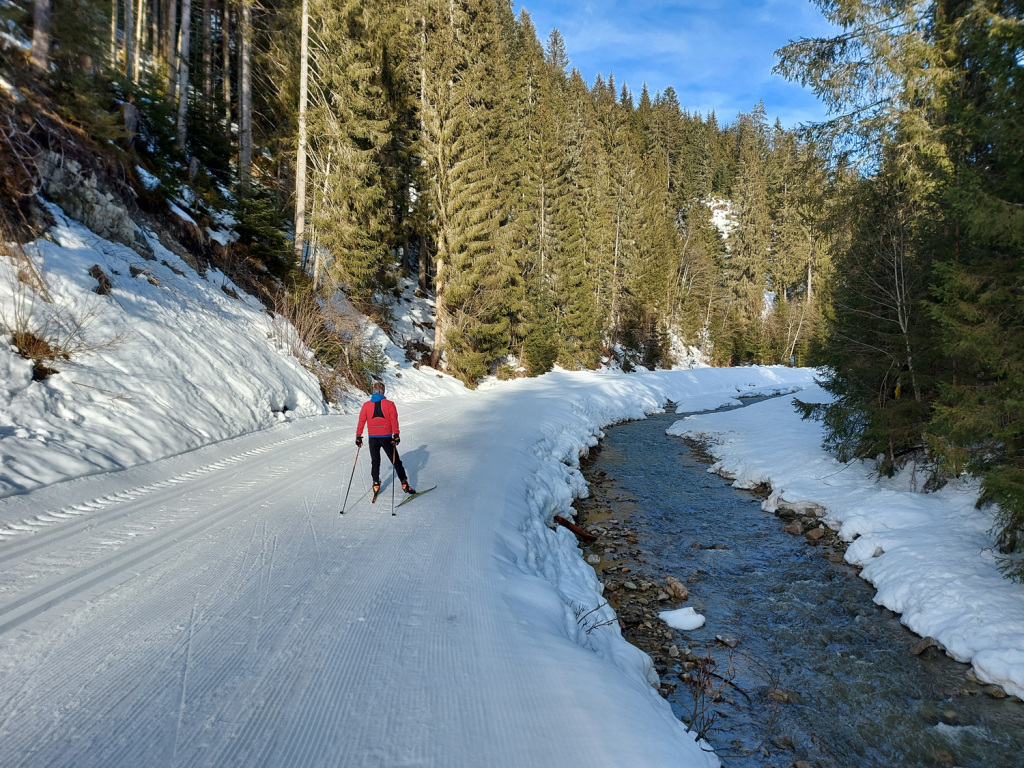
<box><xmin>1</xmin><ymin>227</ymin><xmax>123</xmax><ymax>379</ymax></box>
<box><xmin>271</xmin><ymin>283</ymin><xmax>388</xmax><ymax>401</ymax></box>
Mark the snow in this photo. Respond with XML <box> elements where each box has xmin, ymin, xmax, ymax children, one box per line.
<box><xmin>168</xmin><ymin>200</ymin><xmax>197</xmax><ymax>226</ymax></box>
<box><xmin>1</xmin><ymin>205</ymin><xmax>1021</xmax><ymax>767</ymax></box>
<box><xmin>135</xmin><ymin>165</ymin><xmax>160</xmax><ymax>190</ymax></box>
<box><xmin>706</xmin><ymin>196</ymin><xmax>737</xmax><ymax>243</ymax></box>
<box><xmin>669</xmin><ymin>387</ymin><xmax>1024</xmax><ymax>700</ymax></box>
<box><xmin>660</xmin><ymin>607</ymin><xmax>706</xmax><ymax>631</ymax></box>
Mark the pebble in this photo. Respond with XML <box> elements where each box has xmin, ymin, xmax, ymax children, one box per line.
<box><xmin>805</xmin><ymin>527</ymin><xmax>825</xmax><ymax>541</ymax></box>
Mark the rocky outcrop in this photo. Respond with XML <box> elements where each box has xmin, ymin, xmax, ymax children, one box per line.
<box><xmin>38</xmin><ymin>151</ymin><xmax>152</xmax><ymax>257</ymax></box>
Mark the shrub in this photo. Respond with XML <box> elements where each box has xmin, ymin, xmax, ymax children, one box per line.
<box><xmin>272</xmin><ymin>283</ymin><xmax>389</xmax><ymax>400</ymax></box>
<box><xmin>1</xmin><ymin>243</ymin><xmax>121</xmax><ymax>380</ymax></box>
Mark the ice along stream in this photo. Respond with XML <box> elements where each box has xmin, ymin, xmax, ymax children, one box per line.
<box><xmin>573</xmin><ymin>404</ymin><xmax>1024</xmax><ymax>768</ymax></box>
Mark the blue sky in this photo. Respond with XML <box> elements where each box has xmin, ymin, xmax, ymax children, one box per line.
<box><xmin>517</xmin><ymin>0</ymin><xmax>837</xmax><ymax>128</ymax></box>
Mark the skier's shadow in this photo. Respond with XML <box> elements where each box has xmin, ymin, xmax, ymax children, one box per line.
<box><xmin>388</xmin><ymin>443</ymin><xmax>429</xmax><ymax>488</ymax></box>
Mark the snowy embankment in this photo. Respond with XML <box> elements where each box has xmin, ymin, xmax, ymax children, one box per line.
<box><xmin>0</xmin><ymin>204</ymin><xmax>464</xmax><ymax>499</ymax></box>
<box><xmin>0</xmin><ymin>204</ymin><xmax>323</xmax><ymax>494</ymax></box>
<box><xmin>670</xmin><ymin>388</ymin><xmax>1024</xmax><ymax>701</ymax></box>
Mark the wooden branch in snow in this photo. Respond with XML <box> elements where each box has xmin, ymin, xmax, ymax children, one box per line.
<box><xmin>554</xmin><ymin>515</ymin><xmax>597</xmax><ymax>542</ymax></box>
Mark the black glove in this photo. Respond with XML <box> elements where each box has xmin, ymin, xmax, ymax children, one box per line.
<box><xmin>355</xmin><ymin>435</ymin><xmax>363</xmax><ymax>447</ymax></box>
<box><xmin>392</xmin><ymin>435</ymin><xmax>400</xmax><ymax>446</ymax></box>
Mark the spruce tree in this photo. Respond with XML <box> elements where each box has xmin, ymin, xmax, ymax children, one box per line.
<box><xmin>729</xmin><ymin>107</ymin><xmax>773</xmax><ymax>363</ymax></box>
<box><xmin>554</xmin><ymin>69</ymin><xmax>605</xmax><ymax>367</ymax></box>
<box><xmin>307</xmin><ymin>0</ymin><xmax>392</xmax><ymax>302</ymax></box>
<box><xmin>419</xmin><ymin>0</ymin><xmax>514</xmax><ymax>383</ymax></box>
<box><xmin>927</xmin><ymin>0</ymin><xmax>1024</xmax><ymax>568</ymax></box>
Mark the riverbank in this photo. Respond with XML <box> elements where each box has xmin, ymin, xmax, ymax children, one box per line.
<box><xmin>571</xmin><ymin>403</ymin><xmax>1024</xmax><ymax>767</ymax></box>
<box><xmin>669</xmin><ymin>387</ymin><xmax>1024</xmax><ymax>703</ymax></box>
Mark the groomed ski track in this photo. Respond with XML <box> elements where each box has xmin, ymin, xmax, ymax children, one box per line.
<box><xmin>0</xmin><ymin>368</ymin><xmax>813</xmax><ymax>767</ymax></box>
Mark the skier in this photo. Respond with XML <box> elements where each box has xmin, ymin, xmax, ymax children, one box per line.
<box><xmin>355</xmin><ymin>380</ymin><xmax>415</xmax><ymax>502</ymax></box>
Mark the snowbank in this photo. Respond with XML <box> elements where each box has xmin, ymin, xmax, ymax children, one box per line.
<box><xmin>0</xmin><ymin>204</ymin><xmax>330</xmax><ymax>495</ymax></box>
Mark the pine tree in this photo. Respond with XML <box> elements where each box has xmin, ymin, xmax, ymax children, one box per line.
<box><xmin>927</xmin><ymin>0</ymin><xmax>1024</xmax><ymax>569</ymax></box>
<box><xmin>307</xmin><ymin>0</ymin><xmax>392</xmax><ymax>302</ymax></box>
<box><xmin>419</xmin><ymin>0</ymin><xmax>514</xmax><ymax>383</ymax></box>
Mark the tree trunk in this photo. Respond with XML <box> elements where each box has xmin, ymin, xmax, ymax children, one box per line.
<box><xmin>312</xmin><ymin>154</ymin><xmax>331</xmax><ymax>286</ymax></box>
<box><xmin>175</xmin><ymin>0</ymin><xmax>191</xmax><ymax>152</ymax></box>
<box><xmin>31</xmin><ymin>0</ymin><xmax>51</xmax><ymax>73</ymax></box>
<box><xmin>110</xmin><ymin>0</ymin><xmax>118</xmax><ymax>69</ymax></box>
<box><xmin>165</xmin><ymin>0</ymin><xmax>177</xmax><ymax>102</ymax></box>
<box><xmin>149</xmin><ymin>0</ymin><xmax>159</xmax><ymax>65</ymax></box>
<box><xmin>238</xmin><ymin>0</ymin><xmax>252</xmax><ymax>188</ymax></box>
<box><xmin>293</xmin><ymin>0</ymin><xmax>309</xmax><ymax>268</ymax></box>
<box><xmin>133</xmin><ymin>0</ymin><xmax>145</xmax><ymax>81</ymax></box>
<box><xmin>611</xmin><ymin>198</ymin><xmax>621</xmax><ymax>336</ymax></box>
<box><xmin>202</xmin><ymin>0</ymin><xmax>212</xmax><ymax>100</ymax></box>
<box><xmin>418</xmin><ymin>239</ymin><xmax>430</xmax><ymax>294</ymax></box>
<box><xmin>221</xmin><ymin>0</ymin><xmax>231</xmax><ymax>131</ymax></box>
<box><xmin>418</xmin><ymin>12</ymin><xmax>430</xmax><ymax>294</ymax></box>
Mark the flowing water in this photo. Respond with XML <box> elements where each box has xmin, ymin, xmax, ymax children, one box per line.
<box><xmin>575</xmin><ymin>404</ymin><xmax>1024</xmax><ymax>768</ymax></box>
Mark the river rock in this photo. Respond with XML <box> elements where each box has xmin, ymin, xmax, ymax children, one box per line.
<box><xmin>782</xmin><ymin>521</ymin><xmax>804</xmax><ymax>535</ymax></box>
<box><xmin>665</xmin><ymin>576</ymin><xmax>689</xmax><ymax>600</ymax></box>
<box><xmin>805</xmin><ymin>527</ymin><xmax>825</xmax><ymax>541</ymax></box>
<box><xmin>586</xmin><ymin>554</ymin><xmax>601</xmax><ymax>565</ymax></box>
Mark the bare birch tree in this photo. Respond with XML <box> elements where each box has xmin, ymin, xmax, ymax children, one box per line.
<box><xmin>293</xmin><ymin>0</ymin><xmax>310</xmax><ymax>267</ymax></box>
<box><xmin>31</xmin><ymin>0</ymin><xmax>52</xmax><ymax>73</ymax></box>
<box><xmin>175</xmin><ymin>0</ymin><xmax>191</xmax><ymax>152</ymax></box>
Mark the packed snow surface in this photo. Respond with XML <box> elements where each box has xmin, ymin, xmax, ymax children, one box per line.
<box><xmin>1</xmin><ymin>209</ymin><xmax>828</xmax><ymax>766</ymax></box>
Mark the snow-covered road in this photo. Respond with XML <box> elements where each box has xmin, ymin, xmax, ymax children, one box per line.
<box><xmin>2</xmin><ymin>369</ymin><xmax>818</xmax><ymax>768</ymax></box>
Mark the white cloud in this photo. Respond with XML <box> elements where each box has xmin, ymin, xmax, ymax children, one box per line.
<box><xmin>520</xmin><ymin>0</ymin><xmax>838</xmax><ymax>127</ymax></box>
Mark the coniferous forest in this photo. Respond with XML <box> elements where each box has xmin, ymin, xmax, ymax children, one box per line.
<box><xmin>1</xmin><ymin>0</ymin><xmax>1022</xmax><ymax>573</ymax></box>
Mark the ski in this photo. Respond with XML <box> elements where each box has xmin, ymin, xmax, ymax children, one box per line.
<box><xmin>396</xmin><ymin>485</ymin><xmax>437</xmax><ymax>508</ymax></box>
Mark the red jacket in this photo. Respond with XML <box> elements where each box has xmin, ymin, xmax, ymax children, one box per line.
<box><xmin>357</xmin><ymin>395</ymin><xmax>400</xmax><ymax>438</ymax></box>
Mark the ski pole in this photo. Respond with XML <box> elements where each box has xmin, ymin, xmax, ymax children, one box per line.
<box><xmin>339</xmin><ymin>446</ymin><xmax>361</xmax><ymax>515</ymax></box>
<box><xmin>390</xmin><ymin>444</ymin><xmax>397</xmax><ymax>516</ymax></box>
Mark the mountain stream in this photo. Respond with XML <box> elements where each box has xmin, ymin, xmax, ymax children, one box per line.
<box><xmin>573</xmin><ymin>403</ymin><xmax>1024</xmax><ymax>768</ymax></box>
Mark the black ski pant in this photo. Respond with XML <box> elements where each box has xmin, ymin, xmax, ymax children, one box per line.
<box><xmin>368</xmin><ymin>436</ymin><xmax>408</xmax><ymax>485</ymax></box>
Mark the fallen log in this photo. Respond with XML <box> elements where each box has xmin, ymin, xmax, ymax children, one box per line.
<box><xmin>554</xmin><ymin>515</ymin><xmax>598</xmax><ymax>542</ymax></box>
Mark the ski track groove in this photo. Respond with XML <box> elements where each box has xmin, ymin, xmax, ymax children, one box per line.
<box><xmin>173</xmin><ymin>598</ymin><xmax>200</xmax><ymax>759</ymax></box>
<box><xmin>0</xmin><ymin>399</ymin><xmax>602</xmax><ymax>768</ymax></box>
<box><xmin>0</xmin><ymin>434</ymin><xmax>337</xmax><ymax>638</ymax></box>
<box><xmin>0</xmin><ymin>425</ymin><xmax>334</xmax><ymax>553</ymax></box>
